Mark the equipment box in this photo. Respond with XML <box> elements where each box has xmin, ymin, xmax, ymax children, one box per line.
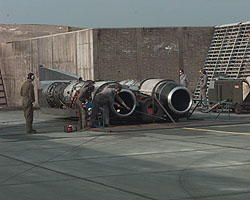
<box><xmin>208</xmin><ymin>79</ymin><xmax>250</xmax><ymax>113</ymax></box>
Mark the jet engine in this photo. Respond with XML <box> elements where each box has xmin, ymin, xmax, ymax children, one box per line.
<box><xmin>120</xmin><ymin>78</ymin><xmax>193</xmax><ymax>121</ymax></box>
<box><xmin>38</xmin><ymin>68</ymin><xmax>193</xmax><ymax>123</ymax></box>
<box><xmin>38</xmin><ymin>80</ymin><xmax>137</xmax><ymax>118</ymax></box>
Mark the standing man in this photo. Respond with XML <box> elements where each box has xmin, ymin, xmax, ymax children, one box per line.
<box><xmin>90</xmin><ymin>83</ymin><xmax>130</xmax><ymax>128</ymax></box>
<box><xmin>179</xmin><ymin>69</ymin><xmax>189</xmax><ymax>87</ymax></box>
<box><xmin>20</xmin><ymin>73</ymin><xmax>36</xmax><ymax>134</ymax></box>
<box><xmin>75</xmin><ymin>80</ymin><xmax>94</xmax><ymax>129</ymax></box>
<box><xmin>199</xmin><ymin>69</ymin><xmax>208</xmax><ymax>108</ymax></box>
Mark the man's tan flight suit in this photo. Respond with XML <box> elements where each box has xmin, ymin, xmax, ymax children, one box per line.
<box><xmin>20</xmin><ymin>80</ymin><xmax>35</xmax><ymax>133</ymax></box>
<box><xmin>75</xmin><ymin>87</ymin><xmax>91</xmax><ymax>129</ymax></box>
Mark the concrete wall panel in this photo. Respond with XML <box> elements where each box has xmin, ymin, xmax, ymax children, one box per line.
<box><xmin>0</xmin><ymin>29</ymin><xmax>94</xmax><ymax>107</ymax></box>
<box><xmin>0</xmin><ymin>40</ymin><xmax>40</xmax><ymax>106</ymax></box>
<box><xmin>37</xmin><ymin>37</ymin><xmax>53</xmax><ymax>69</ymax></box>
<box><xmin>76</xmin><ymin>30</ymin><xmax>94</xmax><ymax>80</ymax></box>
<box><xmin>52</xmin><ymin>34</ymin><xmax>77</xmax><ymax>74</ymax></box>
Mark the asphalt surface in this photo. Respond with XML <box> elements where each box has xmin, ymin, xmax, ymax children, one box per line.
<box><xmin>0</xmin><ymin>109</ymin><xmax>250</xmax><ymax>200</ymax></box>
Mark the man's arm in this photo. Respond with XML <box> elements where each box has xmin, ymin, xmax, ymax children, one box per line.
<box><xmin>30</xmin><ymin>84</ymin><xmax>35</xmax><ymax>103</ymax></box>
<box><xmin>115</xmin><ymin>94</ymin><xmax>130</xmax><ymax>110</ymax></box>
<box><xmin>20</xmin><ymin>85</ymin><xmax>23</xmax><ymax>97</ymax></box>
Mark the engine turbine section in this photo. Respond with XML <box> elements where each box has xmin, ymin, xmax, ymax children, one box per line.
<box><xmin>39</xmin><ymin>81</ymin><xmax>71</xmax><ymax>108</ymax></box>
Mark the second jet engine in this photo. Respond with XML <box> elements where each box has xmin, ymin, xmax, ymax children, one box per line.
<box><xmin>120</xmin><ymin>78</ymin><xmax>193</xmax><ymax>122</ymax></box>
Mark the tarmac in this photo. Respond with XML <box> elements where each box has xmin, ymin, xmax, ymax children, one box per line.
<box><xmin>0</xmin><ymin>108</ymin><xmax>250</xmax><ymax>200</ymax></box>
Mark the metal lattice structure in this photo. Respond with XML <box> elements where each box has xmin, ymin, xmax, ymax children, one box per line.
<box><xmin>0</xmin><ymin>69</ymin><xmax>7</xmax><ymax>107</ymax></box>
<box><xmin>194</xmin><ymin>21</ymin><xmax>250</xmax><ymax>98</ymax></box>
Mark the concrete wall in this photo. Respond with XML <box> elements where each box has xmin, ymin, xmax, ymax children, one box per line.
<box><xmin>0</xmin><ymin>29</ymin><xmax>94</xmax><ymax>107</ymax></box>
<box><xmin>93</xmin><ymin>27</ymin><xmax>214</xmax><ymax>90</ymax></box>
<box><xmin>0</xmin><ymin>26</ymin><xmax>214</xmax><ymax>107</ymax></box>
<box><xmin>0</xmin><ymin>24</ymin><xmax>75</xmax><ymax>43</ymax></box>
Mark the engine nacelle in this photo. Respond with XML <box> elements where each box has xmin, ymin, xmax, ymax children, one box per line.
<box><xmin>120</xmin><ymin>78</ymin><xmax>193</xmax><ymax>121</ymax></box>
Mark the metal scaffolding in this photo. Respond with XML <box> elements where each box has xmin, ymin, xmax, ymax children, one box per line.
<box><xmin>194</xmin><ymin>21</ymin><xmax>250</xmax><ymax>98</ymax></box>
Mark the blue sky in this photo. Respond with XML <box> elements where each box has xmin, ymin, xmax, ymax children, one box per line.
<box><xmin>0</xmin><ymin>0</ymin><xmax>249</xmax><ymax>28</ymax></box>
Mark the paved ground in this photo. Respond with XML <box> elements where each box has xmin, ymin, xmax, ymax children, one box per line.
<box><xmin>0</xmin><ymin>109</ymin><xmax>250</xmax><ymax>200</ymax></box>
